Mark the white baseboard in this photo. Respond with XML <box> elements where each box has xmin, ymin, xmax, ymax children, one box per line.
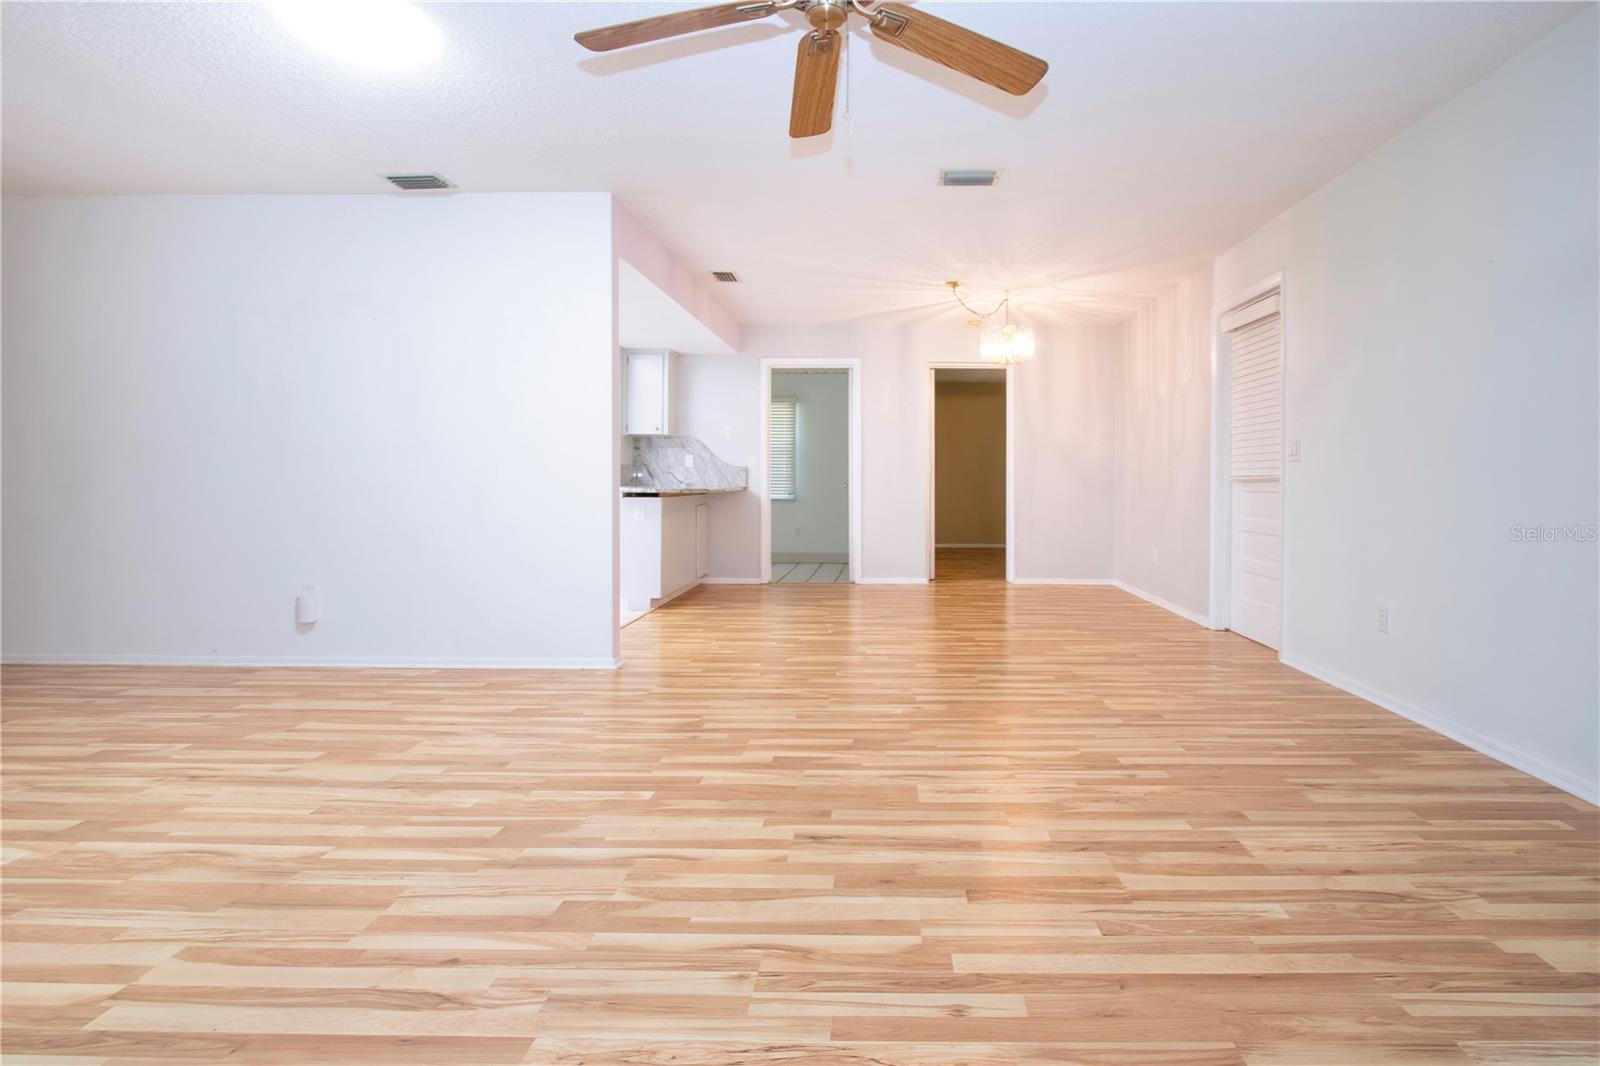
<box><xmin>699</xmin><ymin>576</ymin><xmax>764</xmax><ymax>585</ymax></box>
<box><xmin>1111</xmin><ymin>580</ymin><xmax>1212</xmax><ymax>628</ymax></box>
<box><xmin>652</xmin><ymin>579</ymin><xmax>704</xmax><ymax>608</ymax></box>
<box><xmin>857</xmin><ymin>577</ymin><xmax>928</xmax><ymax>585</ymax></box>
<box><xmin>621</xmin><ymin>577</ymin><xmax>712</xmax><ymax>623</ymax></box>
<box><xmin>1280</xmin><ymin>652</ymin><xmax>1599</xmax><ymax>806</ymax></box>
<box><xmin>1010</xmin><ymin>577</ymin><xmax>1114</xmax><ymax>586</ymax></box>
<box><xmin>936</xmin><ymin>543</ymin><xmax>1005</xmax><ymax>548</ymax></box>
<box><xmin>2</xmin><ymin>653</ymin><xmax>622</xmax><ymax>670</ymax></box>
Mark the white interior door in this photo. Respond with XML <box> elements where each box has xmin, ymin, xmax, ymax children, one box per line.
<box><xmin>1224</xmin><ymin>296</ymin><xmax>1283</xmax><ymax>650</ymax></box>
<box><xmin>1230</xmin><ymin>479</ymin><xmax>1282</xmax><ymax>649</ymax></box>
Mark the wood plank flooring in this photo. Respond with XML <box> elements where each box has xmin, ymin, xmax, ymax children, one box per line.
<box><xmin>3</xmin><ymin>548</ymin><xmax>1596</xmax><ymax>1064</ymax></box>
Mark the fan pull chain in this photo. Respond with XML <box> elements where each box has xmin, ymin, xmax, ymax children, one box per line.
<box><xmin>843</xmin><ymin>24</ymin><xmax>853</xmax><ymax>135</ymax></box>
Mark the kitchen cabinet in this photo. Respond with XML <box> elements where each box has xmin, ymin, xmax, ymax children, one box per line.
<box><xmin>623</xmin><ymin>349</ymin><xmax>675</xmax><ymax>436</ymax></box>
<box><xmin>621</xmin><ymin>494</ymin><xmax>709</xmax><ymax>612</ymax></box>
<box><xmin>695</xmin><ymin>502</ymin><xmax>709</xmax><ymax>579</ymax></box>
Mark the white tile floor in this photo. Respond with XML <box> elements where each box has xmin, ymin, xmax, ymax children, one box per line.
<box><xmin>771</xmin><ymin>561</ymin><xmax>850</xmax><ymax>583</ymax></box>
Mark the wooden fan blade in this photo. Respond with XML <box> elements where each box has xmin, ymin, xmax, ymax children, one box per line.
<box><xmin>867</xmin><ymin>2</ymin><xmax>1046</xmax><ymax>95</ymax></box>
<box><xmin>789</xmin><ymin>31</ymin><xmax>841</xmax><ymax>138</ymax></box>
<box><xmin>575</xmin><ymin>1</ymin><xmax>775</xmax><ymax>52</ymax></box>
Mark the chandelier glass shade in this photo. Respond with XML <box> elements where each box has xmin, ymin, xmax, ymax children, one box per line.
<box><xmin>948</xmin><ymin>280</ymin><xmax>1036</xmax><ymax>365</ymax></box>
<box><xmin>980</xmin><ymin>322</ymin><xmax>1036</xmax><ymax>364</ymax></box>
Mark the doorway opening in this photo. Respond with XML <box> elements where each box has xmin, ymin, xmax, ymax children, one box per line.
<box><xmin>760</xmin><ymin>362</ymin><xmax>860</xmax><ymax>583</ymax></box>
<box><xmin>930</xmin><ymin>367</ymin><xmax>1010</xmax><ymax>582</ymax></box>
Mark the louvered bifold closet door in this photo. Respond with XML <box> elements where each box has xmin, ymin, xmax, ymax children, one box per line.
<box><xmin>1227</xmin><ymin>305</ymin><xmax>1282</xmax><ymax>479</ymax></box>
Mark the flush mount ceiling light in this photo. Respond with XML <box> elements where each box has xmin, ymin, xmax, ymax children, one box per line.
<box><xmin>269</xmin><ymin>0</ymin><xmax>444</xmax><ymax>70</ymax></box>
<box><xmin>948</xmin><ymin>281</ymin><xmax>1036</xmax><ymax>365</ymax></box>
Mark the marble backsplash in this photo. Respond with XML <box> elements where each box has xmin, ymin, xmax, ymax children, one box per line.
<box><xmin>623</xmin><ymin>435</ymin><xmax>747</xmax><ymax>493</ymax></box>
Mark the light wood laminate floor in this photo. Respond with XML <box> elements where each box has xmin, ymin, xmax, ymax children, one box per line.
<box><xmin>3</xmin><ymin>551</ymin><xmax>1596</xmax><ymax>1065</ymax></box>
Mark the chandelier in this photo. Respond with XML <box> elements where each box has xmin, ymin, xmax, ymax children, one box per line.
<box><xmin>946</xmin><ymin>281</ymin><xmax>1036</xmax><ymax>364</ymax></box>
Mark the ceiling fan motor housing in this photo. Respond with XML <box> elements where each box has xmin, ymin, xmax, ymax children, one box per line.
<box><xmin>806</xmin><ymin>0</ymin><xmax>849</xmax><ymax>33</ymax></box>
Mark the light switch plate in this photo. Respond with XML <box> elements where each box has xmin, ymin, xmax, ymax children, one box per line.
<box><xmin>1287</xmin><ymin>437</ymin><xmax>1302</xmax><ymax>462</ymax></box>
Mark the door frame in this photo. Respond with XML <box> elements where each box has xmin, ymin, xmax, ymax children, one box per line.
<box><xmin>1208</xmin><ymin>271</ymin><xmax>1287</xmax><ymax>647</ymax></box>
<box><xmin>758</xmin><ymin>358</ymin><xmax>863</xmax><ymax>584</ymax></box>
<box><xmin>927</xmin><ymin>363</ymin><xmax>1016</xmax><ymax>583</ymax></box>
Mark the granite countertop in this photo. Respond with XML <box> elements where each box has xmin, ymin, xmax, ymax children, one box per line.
<box><xmin>622</xmin><ymin>434</ymin><xmax>748</xmax><ymax>496</ymax></box>
<box><xmin>620</xmin><ymin>487</ymin><xmax>741</xmax><ymax>497</ymax></box>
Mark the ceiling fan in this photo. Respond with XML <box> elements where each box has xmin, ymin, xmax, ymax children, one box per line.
<box><xmin>574</xmin><ymin>1</ymin><xmax>1048</xmax><ymax>139</ymax></box>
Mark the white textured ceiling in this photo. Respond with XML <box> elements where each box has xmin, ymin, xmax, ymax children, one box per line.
<box><xmin>2</xmin><ymin>1</ymin><xmax>1578</xmax><ymax>325</ymax></box>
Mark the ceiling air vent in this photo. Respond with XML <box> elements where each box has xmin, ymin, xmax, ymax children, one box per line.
<box><xmin>710</xmin><ymin>271</ymin><xmax>741</xmax><ymax>283</ymax></box>
<box><xmin>384</xmin><ymin>173</ymin><xmax>452</xmax><ymax>191</ymax></box>
<box><xmin>939</xmin><ymin>169</ymin><xmax>1000</xmax><ymax>187</ymax></box>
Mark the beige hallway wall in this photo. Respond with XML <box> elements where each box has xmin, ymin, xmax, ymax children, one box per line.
<box><xmin>934</xmin><ymin>380</ymin><xmax>1005</xmax><ymax>545</ymax></box>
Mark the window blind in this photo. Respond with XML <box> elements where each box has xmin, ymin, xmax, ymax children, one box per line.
<box><xmin>1227</xmin><ymin>312</ymin><xmax>1283</xmax><ymax>479</ymax></box>
<box><xmin>769</xmin><ymin>397</ymin><xmax>796</xmax><ymax>500</ymax></box>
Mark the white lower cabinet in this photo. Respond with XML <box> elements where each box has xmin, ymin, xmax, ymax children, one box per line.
<box><xmin>621</xmin><ymin>495</ymin><xmax>709</xmax><ymax>612</ymax></box>
<box><xmin>695</xmin><ymin>503</ymin><xmax>710</xmax><ymax>579</ymax></box>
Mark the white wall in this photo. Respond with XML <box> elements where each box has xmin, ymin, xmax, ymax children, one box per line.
<box><xmin>771</xmin><ymin>370</ymin><xmax>849</xmax><ymax>561</ymax></box>
<box><xmin>613</xmin><ymin>204</ymin><xmax>740</xmax><ymax>353</ymax></box>
<box><xmin>2</xmin><ymin>193</ymin><xmax>622</xmax><ymax>666</ymax></box>
<box><xmin>685</xmin><ymin>321</ymin><xmax>1120</xmax><ymax>583</ymax></box>
<box><xmin>1212</xmin><ymin>10</ymin><xmax>1599</xmax><ymax>799</ymax></box>
<box><xmin>670</xmin><ymin>353</ymin><xmax>762</xmax><ymax>581</ymax></box>
<box><xmin>1011</xmin><ymin>325</ymin><xmax>1121</xmax><ymax>582</ymax></box>
<box><xmin>1115</xmin><ymin>267</ymin><xmax>1215</xmax><ymax>617</ymax></box>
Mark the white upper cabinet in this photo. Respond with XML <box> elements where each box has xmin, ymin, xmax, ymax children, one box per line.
<box><xmin>624</xmin><ymin>349</ymin><xmax>675</xmax><ymax>436</ymax></box>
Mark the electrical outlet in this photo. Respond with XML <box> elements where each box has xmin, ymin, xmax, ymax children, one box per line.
<box><xmin>684</xmin><ymin>453</ymin><xmax>695</xmax><ymax>468</ymax></box>
<box><xmin>1287</xmin><ymin>437</ymin><xmax>1302</xmax><ymax>462</ymax></box>
<box><xmin>1377</xmin><ymin>605</ymin><xmax>1390</xmax><ymax>634</ymax></box>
